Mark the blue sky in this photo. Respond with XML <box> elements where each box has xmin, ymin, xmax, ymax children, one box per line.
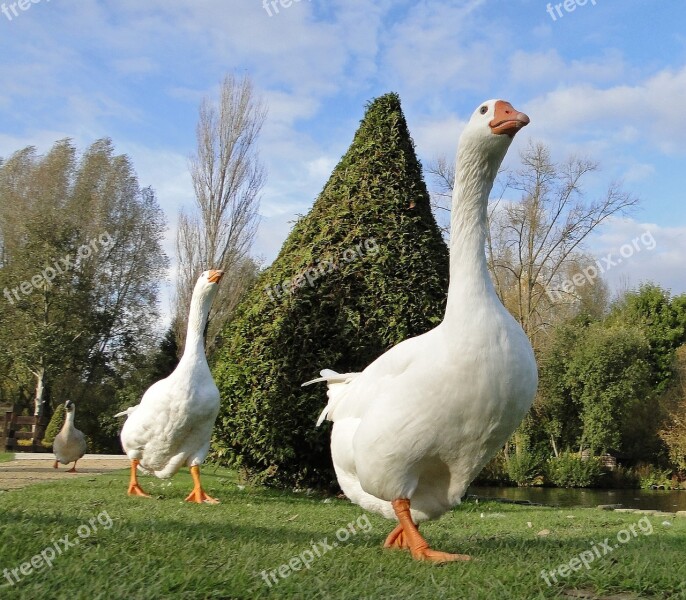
<box><xmin>1</xmin><ymin>0</ymin><xmax>685</xmax><ymax>316</ymax></box>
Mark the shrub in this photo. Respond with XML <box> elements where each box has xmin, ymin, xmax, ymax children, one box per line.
<box><xmin>546</xmin><ymin>451</ymin><xmax>603</xmax><ymax>488</ymax></box>
<box><xmin>42</xmin><ymin>404</ymin><xmax>66</xmax><ymax>447</ymax></box>
<box><xmin>599</xmin><ymin>464</ymin><xmax>640</xmax><ymax>489</ymax></box>
<box><xmin>506</xmin><ymin>448</ymin><xmax>544</xmax><ymax>487</ymax></box>
<box><xmin>635</xmin><ymin>463</ymin><xmax>674</xmax><ymax>490</ymax></box>
<box><xmin>212</xmin><ymin>93</ymin><xmax>449</xmax><ymax>488</ymax></box>
<box><xmin>475</xmin><ymin>450</ymin><xmax>511</xmax><ymax>485</ymax></box>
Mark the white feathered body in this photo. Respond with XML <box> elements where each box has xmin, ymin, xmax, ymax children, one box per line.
<box><xmin>120</xmin><ymin>355</ymin><xmax>220</xmax><ymax>479</ymax></box>
<box><xmin>321</xmin><ymin>291</ymin><xmax>536</xmax><ymax>523</ymax></box>
<box><xmin>53</xmin><ymin>413</ymin><xmax>87</xmax><ymax>465</ymax></box>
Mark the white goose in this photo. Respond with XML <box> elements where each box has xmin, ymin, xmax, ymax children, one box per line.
<box><xmin>53</xmin><ymin>401</ymin><xmax>87</xmax><ymax>473</ymax></box>
<box><xmin>304</xmin><ymin>100</ymin><xmax>537</xmax><ymax>562</ymax></box>
<box><xmin>117</xmin><ymin>269</ymin><xmax>224</xmax><ymax>503</ymax></box>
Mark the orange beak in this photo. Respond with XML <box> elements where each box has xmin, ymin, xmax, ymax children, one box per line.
<box><xmin>489</xmin><ymin>100</ymin><xmax>530</xmax><ymax>137</ymax></box>
<box><xmin>207</xmin><ymin>270</ymin><xmax>224</xmax><ymax>284</ymax></box>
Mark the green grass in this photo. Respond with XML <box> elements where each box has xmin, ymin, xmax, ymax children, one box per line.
<box><xmin>0</xmin><ymin>452</ymin><xmax>14</xmax><ymax>462</ymax></box>
<box><xmin>0</xmin><ymin>467</ymin><xmax>685</xmax><ymax>599</ymax></box>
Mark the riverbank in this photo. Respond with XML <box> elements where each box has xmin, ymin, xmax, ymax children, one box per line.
<box><xmin>469</xmin><ymin>485</ymin><xmax>686</xmax><ymax>513</ymax></box>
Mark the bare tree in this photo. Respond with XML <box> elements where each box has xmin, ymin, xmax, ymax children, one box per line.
<box><xmin>175</xmin><ymin>74</ymin><xmax>266</xmax><ymax>351</ymax></box>
<box><xmin>427</xmin><ymin>141</ymin><xmax>638</xmax><ymax>350</ymax></box>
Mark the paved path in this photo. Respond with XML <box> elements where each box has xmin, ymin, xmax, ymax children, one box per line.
<box><xmin>0</xmin><ymin>454</ymin><xmax>128</xmax><ymax>490</ymax></box>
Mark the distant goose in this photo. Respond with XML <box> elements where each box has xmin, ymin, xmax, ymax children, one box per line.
<box><xmin>304</xmin><ymin>100</ymin><xmax>537</xmax><ymax>562</ymax></box>
<box><xmin>117</xmin><ymin>270</ymin><xmax>224</xmax><ymax>503</ymax></box>
<box><xmin>53</xmin><ymin>401</ymin><xmax>87</xmax><ymax>473</ymax></box>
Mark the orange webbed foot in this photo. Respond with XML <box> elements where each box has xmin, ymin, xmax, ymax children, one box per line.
<box><xmin>184</xmin><ymin>488</ymin><xmax>220</xmax><ymax>504</ymax></box>
<box><xmin>126</xmin><ymin>459</ymin><xmax>152</xmax><ymax>498</ymax></box>
<box><xmin>413</xmin><ymin>548</ymin><xmax>471</xmax><ymax>563</ymax></box>
<box><xmin>127</xmin><ymin>483</ymin><xmax>152</xmax><ymax>498</ymax></box>
<box><xmin>185</xmin><ymin>465</ymin><xmax>219</xmax><ymax>504</ymax></box>
<box><xmin>387</xmin><ymin>498</ymin><xmax>471</xmax><ymax>563</ymax></box>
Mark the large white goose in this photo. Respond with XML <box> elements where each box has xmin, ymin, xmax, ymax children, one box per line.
<box><xmin>53</xmin><ymin>400</ymin><xmax>87</xmax><ymax>472</ymax></box>
<box><xmin>117</xmin><ymin>270</ymin><xmax>224</xmax><ymax>503</ymax></box>
<box><xmin>304</xmin><ymin>100</ymin><xmax>537</xmax><ymax>562</ymax></box>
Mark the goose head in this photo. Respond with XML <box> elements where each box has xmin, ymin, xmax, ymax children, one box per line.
<box><xmin>190</xmin><ymin>269</ymin><xmax>224</xmax><ymax>313</ymax></box>
<box><xmin>193</xmin><ymin>269</ymin><xmax>224</xmax><ymax>296</ymax></box>
<box><xmin>459</xmin><ymin>99</ymin><xmax>529</xmax><ymax>165</ymax></box>
<box><xmin>64</xmin><ymin>400</ymin><xmax>74</xmax><ymax>413</ymax></box>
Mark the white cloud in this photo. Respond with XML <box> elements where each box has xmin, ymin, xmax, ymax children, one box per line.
<box><xmin>588</xmin><ymin>218</ymin><xmax>686</xmax><ymax>295</ymax></box>
<box><xmin>509</xmin><ymin>49</ymin><xmax>628</xmax><ymax>87</ymax></box>
<box><xmin>525</xmin><ymin>64</ymin><xmax>686</xmax><ymax>155</ymax></box>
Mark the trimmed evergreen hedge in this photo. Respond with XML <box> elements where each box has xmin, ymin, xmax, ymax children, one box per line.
<box><xmin>42</xmin><ymin>404</ymin><xmax>65</xmax><ymax>447</ymax></box>
<box><xmin>212</xmin><ymin>92</ymin><xmax>449</xmax><ymax>488</ymax></box>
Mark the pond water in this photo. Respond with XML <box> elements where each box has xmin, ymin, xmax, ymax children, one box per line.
<box><xmin>467</xmin><ymin>485</ymin><xmax>686</xmax><ymax>513</ymax></box>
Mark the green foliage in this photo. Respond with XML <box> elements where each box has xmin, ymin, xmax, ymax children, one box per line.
<box><xmin>546</xmin><ymin>451</ymin><xmax>603</xmax><ymax>488</ymax></box>
<box><xmin>568</xmin><ymin>324</ymin><xmax>653</xmax><ymax>453</ymax></box>
<box><xmin>531</xmin><ymin>284</ymin><xmax>686</xmax><ymax>470</ymax></box>
<box><xmin>474</xmin><ymin>450</ymin><xmax>511</xmax><ymax>485</ymax></box>
<box><xmin>659</xmin><ymin>345</ymin><xmax>686</xmax><ymax>472</ymax></box>
<box><xmin>42</xmin><ymin>403</ymin><xmax>65</xmax><ymax>446</ymax></box>
<box><xmin>536</xmin><ymin>320</ymin><xmax>586</xmax><ymax>453</ymax></box>
<box><xmin>608</xmin><ymin>284</ymin><xmax>686</xmax><ymax>392</ymax></box>
<box><xmin>0</xmin><ymin>138</ymin><xmax>168</xmax><ymax>449</ymax></box>
<box><xmin>212</xmin><ymin>93</ymin><xmax>449</xmax><ymax>488</ymax></box>
<box><xmin>505</xmin><ymin>448</ymin><xmax>544</xmax><ymax>487</ymax></box>
<box><xmin>600</xmin><ymin>465</ymin><xmax>640</xmax><ymax>489</ymax></box>
<box><xmin>634</xmin><ymin>463</ymin><xmax>674</xmax><ymax>490</ymax></box>
<box><xmin>536</xmin><ymin>317</ymin><xmax>655</xmax><ymax>459</ymax></box>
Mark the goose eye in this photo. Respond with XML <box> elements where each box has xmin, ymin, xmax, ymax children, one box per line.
<box><xmin>479</xmin><ymin>106</ymin><xmax>488</xmax><ymax>115</ymax></box>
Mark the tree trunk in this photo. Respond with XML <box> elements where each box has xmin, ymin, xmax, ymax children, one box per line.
<box><xmin>32</xmin><ymin>367</ymin><xmax>49</xmax><ymax>435</ymax></box>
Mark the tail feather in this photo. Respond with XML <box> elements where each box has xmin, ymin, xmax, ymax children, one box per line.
<box><xmin>114</xmin><ymin>406</ymin><xmax>137</xmax><ymax>418</ymax></box>
<box><xmin>302</xmin><ymin>368</ymin><xmax>359</xmax><ymax>387</ymax></box>
<box><xmin>302</xmin><ymin>369</ymin><xmax>359</xmax><ymax>426</ymax></box>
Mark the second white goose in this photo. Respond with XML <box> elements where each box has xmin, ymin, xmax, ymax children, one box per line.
<box><xmin>117</xmin><ymin>269</ymin><xmax>224</xmax><ymax>503</ymax></box>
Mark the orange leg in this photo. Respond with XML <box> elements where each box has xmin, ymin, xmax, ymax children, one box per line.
<box><xmin>127</xmin><ymin>459</ymin><xmax>152</xmax><ymax>498</ymax></box>
<box><xmin>184</xmin><ymin>465</ymin><xmax>219</xmax><ymax>504</ymax></box>
<box><xmin>67</xmin><ymin>461</ymin><xmax>78</xmax><ymax>473</ymax></box>
<box><xmin>388</xmin><ymin>498</ymin><xmax>470</xmax><ymax>563</ymax></box>
<box><xmin>53</xmin><ymin>460</ymin><xmax>59</xmax><ymax>469</ymax></box>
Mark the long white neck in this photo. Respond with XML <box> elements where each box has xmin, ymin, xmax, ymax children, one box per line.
<box><xmin>180</xmin><ymin>289</ymin><xmax>213</xmax><ymax>365</ymax></box>
<box><xmin>444</xmin><ymin>138</ymin><xmax>506</xmax><ymax>321</ymax></box>
<box><xmin>63</xmin><ymin>409</ymin><xmax>75</xmax><ymax>431</ymax></box>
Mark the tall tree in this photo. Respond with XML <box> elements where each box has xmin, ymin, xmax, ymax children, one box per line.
<box><xmin>0</xmin><ymin>138</ymin><xmax>168</xmax><ymax>431</ymax></box>
<box><xmin>175</xmin><ymin>74</ymin><xmax>265</xmax><ymax>352</ymax></box>
<box><xmin>212</xmin><ymin>93</ymin><xmax>449</xmax><ymax>488</ymax></box>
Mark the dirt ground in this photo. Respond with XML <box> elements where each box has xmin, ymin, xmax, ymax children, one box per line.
<box><xmin>0</xmin><ymin>454</ymin><xmax>128</xmax><ymax>491</ymax></box>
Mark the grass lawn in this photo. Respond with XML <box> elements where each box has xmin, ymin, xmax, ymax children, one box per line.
<box><xmin>0</xmin><ymin>452</ymin><xmax>14</xmax><ymax>463</ymax></box>
<box><xmin>0</xmin><ymin>467</ymin><xmax>684</xmax><ymax>600</ymax></box>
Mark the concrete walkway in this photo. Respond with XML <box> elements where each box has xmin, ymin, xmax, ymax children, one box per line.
<box><xmin>0</xmin><ymin>453</ymin><xmax>128</xmax><ymax>491</ymax></box>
